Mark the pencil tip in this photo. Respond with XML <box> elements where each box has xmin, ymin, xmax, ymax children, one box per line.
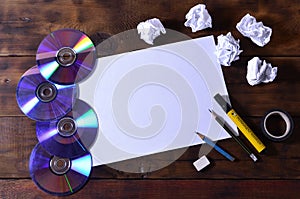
<box><xmin>195</xmin><ymin>132</ymin><xmax>205</xmax><ymax>138</ymax></box>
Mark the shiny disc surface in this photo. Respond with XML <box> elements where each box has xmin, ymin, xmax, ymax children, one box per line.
<box><xmin>36</xmin><ymin>99</ymin><xmax>99</xmax><ymax>158</ymax></box>
<box><xmin>36</xmin><ymin>28</ymin><xmax>96</xmax><ymax>85</ymax></box>
<box><xmin>16</xmin><ymin>66</ymin><xmax>77</xmax><ymax>121</ymax></box>
<box><xmin>29</xmin><ymin>143</ymin><xmax>92</xmax><ymax>196</ymax></box>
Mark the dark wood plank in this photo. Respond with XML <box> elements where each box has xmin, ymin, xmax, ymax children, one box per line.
<box><xmin>223</xmin><ymin>57</ymin><xmax>300</xmax><ymax>83</ymax></box>
<box><xmin>223</xmin><ymin>57</ymin><xmax>300</xmax><ymax>116</ymax></box>
<box><xmin>0</xmin><ymin>116</ymin><xmax>37</xmax><ymax>178</ymax></box>
<box><xmin>1</xmin><ymin>116</ymin><xmax>299</xmax><ymax>179</ymax></box>
<box><xmin>0</xmin><ymin>57</ymin><xmax>36</xmax><ymax>116</ymax></box>
<box><xmin>228</xmin><ymin>82</ymin><xmax>300</xmax><ymax>117</ymax></box>
<box><xmin>91</xmin><ymin>157</ymin><xmax>300</xmax><ymax>180</ymax></box>
<box><xmin>0</xmin><ymin>0</ymin><xmax>298</xmax><ymax>56</ymax></box>
<box><xmin>0</xmin><ymin>179</ymin><xmax>299</xmax><ymax>199</ymax></box>
<box><xmin>1</xmin><ymin>57</ymin><xmax>299</xmax><ymax>116</ymax></box>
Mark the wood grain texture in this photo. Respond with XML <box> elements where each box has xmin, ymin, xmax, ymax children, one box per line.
<box><xmin>0</xmin><ymin>0</ymin><xmax>299</xmax><ymax>198</ymax></box>
<box><xmin>0</xmin><ymin>179</ymin><xmax>299</xmax><ymax>199</ymax></box>
<box><xmin>0</xmin><ymin>0</ymin><xmax>299</xmax><ymax>56</ymax></box>
<box><xmin>0</xmin><ymin>116</ymin><xmax>299</xmax><ymax>179</ymax></box>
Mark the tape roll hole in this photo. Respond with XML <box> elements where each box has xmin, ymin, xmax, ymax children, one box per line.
<box><xmin>263</xmin><ymin>111</ymin><xmax>291</xmax><ymax>139</ymax></box>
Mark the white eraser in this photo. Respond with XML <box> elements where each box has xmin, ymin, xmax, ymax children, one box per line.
<box><xmin>193</xmin><ymin>156</ymin><xmax>210</xmax><ymax>171</ymax></box>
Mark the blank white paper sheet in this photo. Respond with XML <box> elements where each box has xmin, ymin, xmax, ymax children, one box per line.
<box><xmin>78</xmin><ymin>35</ymin><xmax>236</xmax><ymax>166</ymax></box>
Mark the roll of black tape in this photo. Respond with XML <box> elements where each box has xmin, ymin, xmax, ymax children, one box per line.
<box><xmin>261</xmin><ymin>109</ymin><xmax>294</xmax><ymax>142</ymax></box>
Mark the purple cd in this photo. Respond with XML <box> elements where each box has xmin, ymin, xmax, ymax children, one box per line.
<box><xmin>36</xmin><ymin>99</ymin><xmax>98</xmax><ymax>158</ymax></box>
<box><xmin>36</xmin><ymin>28</ymin><xmax>97</xmax><ymax>85</ymax></box>
<box><xmin>29</xmin><ymin>143</ymin><xmax>92</xmax><ymax>196</ymax></box>
<box><xmin>16</xmin><ymin>66</ymin><xmax>77</xmax><ymax>121</ymax></box>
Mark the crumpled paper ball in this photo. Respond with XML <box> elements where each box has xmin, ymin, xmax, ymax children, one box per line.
<box><xmin>236</xmin><ymin>13</ymin><xmax>272</xmax><ymax>47</ymax></box>
<box><xmin>137</xmin><ymin>18</ymin><xmax>166</xmax><ymax>45</ymax></box>
<box><xmin>215</xmin><ymin>32</ymin><xmax>243</xmax><ymax>66</ymax></box>
<box><xmin>184</xmin><ymin>4</ymin><xmax>212</xmax><ymax>32</ymax></box>
<box><xmin>246</xmin><ymin>57</ymin><xmax>277</xmax><ymax>86</ymax></box>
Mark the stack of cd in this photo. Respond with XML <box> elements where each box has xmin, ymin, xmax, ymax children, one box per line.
<box><xmin>16</xmin><ymin>29</ymin><xmax>98</xmax><ymax>196</ymax></box>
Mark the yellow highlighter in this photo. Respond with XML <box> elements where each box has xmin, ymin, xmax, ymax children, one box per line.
<box><xmin>214</xmin><ymin>94</ymin><xmax>266</xmax><ymax>153</ymax></box>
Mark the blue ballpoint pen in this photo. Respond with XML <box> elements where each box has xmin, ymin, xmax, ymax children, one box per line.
<box><xmin>196</xmin><ymin>132</ymin><xmax>235</xmax><ymax>162</ymax></box>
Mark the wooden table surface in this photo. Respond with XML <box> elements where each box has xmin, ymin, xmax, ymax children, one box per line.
<box><xmin>0</xmin><ymin>0</ymin><xmax>299</xmax><ymax>198</ymax></box>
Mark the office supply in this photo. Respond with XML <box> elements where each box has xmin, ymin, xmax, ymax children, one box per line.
<box><xmin>196</xmin><ymin>132</ymin><xmax>235</xmax><ymax>161</ymax></box>
<box><xmin>209</xmin><ymin>109</ymin><xmax>258</xmax><ymax>162</ymax></box>
<box><xmin>29</xmin><ymin>143</ymin><xmax>92</xmax><ymax>196</ymax></box>
<box><xmin>214</xmin><ymin>93</ymin><xmax>266</xmax><ymax>153</ymax></box>
<box><xmin>36</xmin><ymin>28</ymin><xmax>97</xmax><ymax>85</ymax></box>
<box><xmin>79</xmin><ymin>35</ymin><xmax>235</xmax><ymax>168</ymax></box>
<box><xmin>261</xmin><ymin>109</ymin><xmax>294</xmax><ymax>142</ymax></box>
<box><xmin>16</xmin><ymin>66</ymin><xmax>77</xmax><ymax>121</ymax></box>
<box><xmin>36</xmin><ymin>99</ymin><xmax>99</xmax><ymax>158</ymax></box>
<box><xmin>193</xmin><ymin>155</ymin><xmax>210</xmax><ymax>171</ymax></box>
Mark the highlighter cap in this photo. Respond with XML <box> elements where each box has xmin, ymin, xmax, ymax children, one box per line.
<box><xmin>214</xmin><ymin>94</ymin><xmax>232</xmax><ymax>113</ymax></box>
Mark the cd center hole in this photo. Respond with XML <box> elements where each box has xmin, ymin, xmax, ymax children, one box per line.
<box><xmin>57</xmin><ymin>47</ymin><xmax>76</xmax><ymax>66</ymax></box>
<box><xmin>62</xmin><ymin>52</ymin><xmax>73</xmax><ymax>61</ymax></box>
<box><xmin>50</xmin><ymin>156</ymin><xmax>71</xmax><ymax>175</ymax></box>
<box><xmin>57</xmin><ymin>117</ymin><xmax>77</xmax><ymax>137</ymax></box>
<box><xmin>266</xmin><ymin>114</ymin><xmax>287</xmax><ymax>136</ymax></box>
<box><xmin>36</xmin><ymin>82</ymin><xmax>57</xmax><ymax>103</ymax></box>
<box><xmin>55</xmin><ymin>159</ymin><xmax>66</xmax><ymax>169</ymax></box>
<box><xmin>62</xmin><ymin>122</ymin><xmax>73</xmax><ymax>132</ymax></box>
<box><xmin>42</xmin><ymin>87</ymin><xmax>52</xmax><ymax>97</ymax></box>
